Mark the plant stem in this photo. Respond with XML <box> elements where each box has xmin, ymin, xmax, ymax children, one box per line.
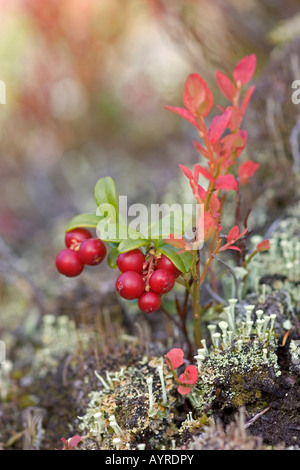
<box><xmin>191</xmin><ymin>238</ymin><xmax>222</xmax><ymax>347</ymax></box>
<box><xmin>191</xmin><ymin>249</ymin><xmax>202</xmax><ymax>347</ymax></box>
<box><xmin>192</xmin><ymin>278</ymin><xmax>201</xmax><ymax>347</ymax></box>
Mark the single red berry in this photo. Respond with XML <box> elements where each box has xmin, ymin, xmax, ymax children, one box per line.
<box><xmin>78</xmin><ymin>238</ymin><xmax>106</xmax><ymax>266</ymax></box>
<box><xmin>55</xmin><ymin>248</ymin><xmax>84</xmax><ymax>277</ymax></box>
<box><xmin>116</xmin><ymin>271</ymin><xmax>144</xmax><ymax>300</ymax></box>
<box><xmin>116</xmin><ymin>249</ymin><xmax>145</xmax><ymax>273</ymax></box>
<box><xmin>157</xmin><ymin>255</ymin><xmax>181</xmax><ymax>278</ymax></box>
<box><xmin>149</xmin><ymin>269</ymin><xmax>175</xmax><ymax>295</ymax></box>
<box><xmin>138</xmin><ymin>291</ymin><xmax>161</xmax><ymax>313</ymax></box>
<box><xmin>65</xmin><ymin>228</ymin><xmax>92</xmax><ymax>250</ymax></box>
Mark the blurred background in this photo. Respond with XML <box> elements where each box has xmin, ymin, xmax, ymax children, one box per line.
<box><xmin>1</xmin><ymin>0</ymin><xmax>300</xmax><ymax>375</ymax></box>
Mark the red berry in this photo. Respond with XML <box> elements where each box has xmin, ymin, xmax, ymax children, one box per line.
<box><xmin>116</xmin><ymin>271</ymin><xmax>144</xmax><ymax>300</ymax></box>
<box><xmin>157</xmin><ymin>255</ymin><xmax>181</xmax><ymax>278</ymax></box>
<box><xmin>55</xmin><ymin>248</ymin><xmax>84</xmax><ymax>277</ymax></box>
<box><xmin>138</xmin><ymin>291</ymin><xmax>161</xmax><ymax>313</ymax></box>
<box><xmin>78</xmin><ymin>238</ymin><xmax>106</xmax><ymax>266</ymax></box>
<box><xmin>65</xmin><ymin>228</ymin><xmax>92</xmax><ymax>249</ymax></box>
<box><xmin>116</xmin><ymin>249</ymin><xmax>145</xmax><ymax>273</ymax></box>
<box><xmin>149</xmin><ymin>269</ymin><xmax>175</xmax><ymax>294</ymax></box>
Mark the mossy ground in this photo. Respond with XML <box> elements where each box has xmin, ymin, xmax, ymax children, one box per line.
<box><xmin>0</xmin><ymin>304</ymin><xmax>299</xmax><ymax>449</ymax></box>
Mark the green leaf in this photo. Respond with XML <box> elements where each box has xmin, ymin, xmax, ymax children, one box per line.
<box><xmin>94</xmin><ymin>176</ymin><xmax>118</xmax><ymax>215</ymax></box>
<box><xmin>66</xmin><ymin>212</ymin><xmax>103</xmax><ymax>232</ymax></box>
<box><xmin>118</xmin><ymin>238</ymin><xmax>148</xmax><ymax>253</ymax></box>
<box><xmin>159</xmin><ymin>244</ymin><xmax>193</xmax><ymax>273</ymax></box>
<box><xmin>160</xmin><ymin>297</ymin><xmax>177</xmax><ymax>314</ymax></box>
<box><xmin>178</xmin><ymin>251</ymin><xmax>194</xmax><ymax>272</ymax></box>
<box><xmin>107</xmin><ymin>248</ymin><xmax>119</xmax><ymax>268</ymax></box>
<box><xmin>109</xmin><ymin>242</ymin><xmax>119</xmax><ymax>249</ymax></box>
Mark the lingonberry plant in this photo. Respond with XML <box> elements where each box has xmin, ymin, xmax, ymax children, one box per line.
<box><xmin>55</xmin><ymin>54</ymin><xmax>269</xmax><ymax>355</ymax></box>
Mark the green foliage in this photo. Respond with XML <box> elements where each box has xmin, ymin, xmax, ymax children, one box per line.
<box><xmin>94</xmin><ymin>176</ymin><xmax>118</xmax><ymax>215</ymax></box>
<box><xmin>159</xmin><ymin>243</ymin><xmax>192</xmax><ymax>274</ymax></box>
<box><xmin>66</xmin><ymin>212</ymin><xmax>103</xmax><ymax>232</ymax></box>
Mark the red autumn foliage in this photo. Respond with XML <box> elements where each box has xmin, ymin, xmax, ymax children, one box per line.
<box><xmin>165</xmin><ymin>349</ymin><xmax>198</xmax><ymax>396</ymax></box>
<box><xmin>166</xmin><ymin>53</ymin><xmax>259</xmax><ymax>255</ymax></box>
<box><xmin>215</xmin><ymin>71</ymin><xmax>235</xmax><ymax>101</ymax></box>
<box><xmin>177</xmin><ymin>384</ymin><xmax>193</xmax><ymax>395</ymax></box>
<box><xmin>256</xmin><ymin>240</ymin><xmax>270</xmax><ymax>252</ymax></box>
<box><xmin>215</xmin><ymin>174</ymin><xmax>238</xmax><ymax>191</ymax></box>
<box><xmin>238</xmin><ymin>160</ymin><xmax>260</xmax><ymax>184</ymax></box>
<box><xmin>207</xmin><ymin>108</ymin><xmax>232</xmax><ymax>144</ymax></box>
<box><xmin>60</xmin><ymin>435</ymin><xmax>82</xmax><ymax>450</ymax></box>
<box><xmin>233</xmin><ymin>54</ymin><xmax>257</xmax><ymax>85</ymax></box>
<box><xmin>184</xmin><ymin>73</ymin><xmax>214</xmax><ymax>117</ymax></box>
<box><xmin>219</xmin><ymin>226</ymin><xmax>248</xmax><ymax>253</ymax></box>
<box><xmin>178</xmin><ymin>365</ymin><xmax>198</xmax><ymax>385</ymax></box>
<box><xmin>165</xmin><ymin>348</ymin><xmax>184</xmax><ymax>370</ymax></box>
<box><xmin>165</xmin><ymin>106</ymin><xmax>200</xmax><ymax>129</ymax></box>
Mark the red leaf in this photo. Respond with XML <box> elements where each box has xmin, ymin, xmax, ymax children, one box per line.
<box><xmin>179</xmin><ymin>164</ymin><xmax>193</xmax><ymax>181</ymax></box>
<box><xmin>178</xmin><ymin>365</ymin><xmax>198</xmax><ymax>385</ymax></box>
<box><xmin>165</xmin><ymin>348</ymin><xmax>184</xmax><ymax>370</ymax></box>
<box><xmin>209</xmin><ymin>193</ymin><xmax>220</xmax><ymax>216</ymax></box>
<box><xmin>194</xmin><ymin>164</ymin><xmax>214</xmax><ymax>183</ymax></box>
<box><xmin>227</xmin><ymin>225</ymin><xmax>239</xmax><ymax>243</ymax></box>
<box><xmin>216</xmin><ymin>71</ymin><xmax>235</xmax><ymax>101</ymax></box>
<box><xmin>184</xmin><ymin>74</ymin><xmax>206</xmax><ymax>114</ymax></box>
<box><xmin>61</xmin><ymin>435</ymin><xmax>82</xmax><ymax>450</ymax></box>
<box><xmin>204</xmin><ymin>211</ymin><xmax>221</xmax><ymax>239</ymax></box>
<box><xmin>61</xmin><ymin>438</ymin><xmax>68</xmax><ymax>448</ymax></box>
<box><xmin>184</xmin><ymin>73</ymin><xmax>213</xmax><ymax>117</ymax></box>
<box><xmin>256</xmin><ymin>240</ymin><xmax>270</xmax><ymax>252</ymax></box>
<box><xmin>228</xmin><ymin>106</ymin><xmax>242</xmax><ymax>131</ymax></box>
<box><xmin>193</xmin><ymin>140</ymin><xmax>209</xmax><ymax>159</ymax></box>
<box><xmin>228</xmin><ymin>246</ymin><xmax>241</xmax><ymax>252</ymax></box>
<box><xmin>215</xmin><ymin>174</ymin><xmax>238</xmax><ymax>191</ymax></box>
<box><xmin>197</xmin><ymin>184</ymin><xmax>207</xmax><ymax>201</ymax></box>
<box><xmin>208</xmin><ymin>108</ymin><xmax>232</xmax><ymax>144</ymax></box>
<box><xmin>241</xmin><ymin>85</ymin><xmax>256</xmax><ymax>115</ymax></box>
<box><xmin>238</xmin><ymin>160</ymin><xmax>260</xmax><ymax>184</ymax></box>
<box><xmin>233</xmin><ymin>54</ymin><xmax>256</xmax><ymax>85</ymax></box>
<box><xmin>221</xmin><ymin>132</ymin><xmax>245</xmax><ymax>157</ymax></box>
<box><xmin>165</xmin><ymin>106</ymin><xmax>200</xmax><ymax>129</ymax></box>
<box><xmin>177</xmin><ymin>384</ymin><xmax>193</xmax><ymax>395</ymax></box>
<box><xmin>68</xmin><ymin>436</ymin><xmax>82</xmax><ymax>450</ymax></box>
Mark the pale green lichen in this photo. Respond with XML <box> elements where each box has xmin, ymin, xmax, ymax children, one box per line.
<box><xmin>187</xmin><ymin>301</ymin><xmax>280</xmax><ymax>413</ymax></box>
<box><xmin>32</xmin><ymin>314</ymin><xmax>90</xmax><ymax>376</ymax></box>
<box><xmin>77</xmin><ymin>356</ymin><xmax>179</xmax><ymax>450</ymax></box>
<box><xmin>249</xmin><ymin>203</ymin><xmax>300</xmax><ymax>286</ymax></box>
<box><xmin>0</xmin><ymin>360</ymin><xmax>13</xmax><ymax>400</ymax></box>
<box><xmin>289</xmin><ymin>339</ymin><xmax>300</xmax><ymax>375</ymax></box>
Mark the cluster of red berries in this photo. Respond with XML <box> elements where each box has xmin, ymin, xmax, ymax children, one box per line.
<box><xmin>115</xmin><ymin>249</ymin><xmax>181</xmax><ymax>314</ymax></box>
<box><xmin>55</xmin><ymin>228</ymin><xmax>107</xmax><ymax>277</ymax></box>
<box><xmin>56</xmin><ymin>232</ymin><xmax>181</xmax><ymax>314</ymax></box>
